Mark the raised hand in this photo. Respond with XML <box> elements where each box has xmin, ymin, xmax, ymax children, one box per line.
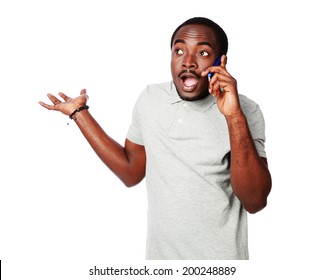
<box><xmin>202</xmin><ymin>56</ymin><xmax>242</xmax><ymax>119</ymax></box>
<box><xmin>39</xmin><ymin>89</ymin><xmax>88</xmax><ymax>117</ymax></box>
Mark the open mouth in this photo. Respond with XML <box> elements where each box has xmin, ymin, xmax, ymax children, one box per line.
<box><xmin>180</xmin><ymin>74</ymin><xmax>200</xmax><ymax>92</ymax></box>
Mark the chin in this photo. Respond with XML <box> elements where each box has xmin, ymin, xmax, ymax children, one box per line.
<box><xmin>177</xmin><ymin>90</ymin><xmax>209</xmax><ymax>101</ymax></box>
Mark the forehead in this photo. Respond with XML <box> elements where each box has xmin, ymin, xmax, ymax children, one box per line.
<box><xmin>173</xmin><ymin>24</ymin><xmax>217</xmax><ymax>47</ymax></box>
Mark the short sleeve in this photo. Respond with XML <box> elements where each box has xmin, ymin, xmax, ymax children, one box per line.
<box><xmin>239</xmin><ymin>95</ymin><xmax>267</xmax><ymax>158</ymax></box>
<box><xmin>127</xmin><ymin>94</ymin><xmax>145</xmax><ymax>146</ymax></box>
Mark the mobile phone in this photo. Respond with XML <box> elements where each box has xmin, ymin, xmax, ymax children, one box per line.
<box><xmin>207</xmin><ymin>55</ymin><xmax>222</xmax><ymax>80</ymax></box>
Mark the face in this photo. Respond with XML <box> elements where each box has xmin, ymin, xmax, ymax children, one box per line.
<box><xmin>171</xmin><ymin>24</ymin><xmax>218</xmax><ymax>101</ymax></box>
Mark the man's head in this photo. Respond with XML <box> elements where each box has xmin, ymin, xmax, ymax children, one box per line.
<box><xmin>170</xmin><ymin>17</ymin><xmax>228</xmax><ymax>101</ymax></box>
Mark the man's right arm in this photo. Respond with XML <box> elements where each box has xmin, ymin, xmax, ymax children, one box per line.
<box><xmin>74</xmin><ymin>109</ymin><xmax>146</xmax><ymax>187</ymax></box>
<box><xmin>39</xmin><ymin>89</ymin><xmax>146</xmax><ymax>187</ymax></box>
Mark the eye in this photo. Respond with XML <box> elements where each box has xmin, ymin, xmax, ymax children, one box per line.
<box><xmin>199</xmin><ymin>50</ymin><xmax>209</xmax><ymax>57</ymax></box>
<box><xmin>175</xmin><ymin>48</ymin><xmax>184</xmax><ymax>55</ymax></box>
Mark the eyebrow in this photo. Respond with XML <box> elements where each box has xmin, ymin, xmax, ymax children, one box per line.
<box><xmin>173</xmin><ymin>39</ymin><xmax>213</xmax><ymax>48</ymax></box>
<box><xmin>197</xmin><ymin>41</ymin><xmax>213</xmax><ymax>48</ymax></box>
<box><xmin>173</xmin><ymin>39</ymin><xmax>185</xmax><ymax>45</ymax></box>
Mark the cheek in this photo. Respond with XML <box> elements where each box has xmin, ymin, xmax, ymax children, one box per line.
<box><xmin>200</xmin><ymin>78</ymin><xmax>209</xmax><ymax>90</ymax></box>
<box><xmin>171</xmin><ymin>59</ymin><xmax>180</xmax><ymax>77</ymax></box>
<box><xmin>199</xmin><ymin>59</ymin><xmax>212</xmax><ymax>71</ymax></box>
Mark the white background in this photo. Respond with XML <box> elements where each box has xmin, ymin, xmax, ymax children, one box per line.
<box><xmin>1</xmin><ymin>0</ymin><xmax>323</xmax><ymax>279</ymax></box>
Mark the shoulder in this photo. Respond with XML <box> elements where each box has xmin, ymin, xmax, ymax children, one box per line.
<box><xmin>238</xmin><ymin>94</ymin><xmax>265</xmax><ymax>128</ymax></box>
<box><xmin>238</xmin><ymin>94</ymin><xmax>263</xmax><ymax>117</ymax></box>
<box><xmin>141</xmin><ymin>81</ymin><xmax>173</xmax><ymax>98</ymax></box>
<box><xmin>239</xmin><ymin>94</ymin><xmax>260</xmax><ymax>111</ymax></box>
<box><xmin>135</xmin><ymin>81</ymin><xmax>174</xmax><ymax>107</ymax></box>
<box><xmin>145</xmin><ymin>81</ymin><xmax>173</xmax><ymax>92</ymax></box>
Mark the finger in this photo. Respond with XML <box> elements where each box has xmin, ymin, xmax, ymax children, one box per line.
<box><xmin>80</xmin><ymin>88</ymin><xmax>89</xmax><ymax>101</ymax></box>
<box><xmin>209</xmin><ymin>71</ymin><xmax>232</xmax><ymax>87</ymax></box>
<box><xmin>202</xmin><ymin>62</ymin><xmax>228</xmax><ymax>78</ymax></box>
<box><xmin>209</xmin><ymin>76</ymin><xmax>228</xmax><ymax>96</ymax></box>
<box><xmin>220</xmin><ymin>55</ymin><xmax>227</xmax><ymax>68</ymax></box>
<box><xmin>47</xmin><ymin>93</ymin><xmax>62</xmax><ymax>105</ymax></box>
<box><xmin>202</xmin><ymin>67</ymin><xmax>219</xmax><ymax>78</ymax></box>
<box><xmin>210</xmin><ymin>87</ymin><xmax>225</xmax><ymax>98</ymax></box>
<box><xmin>209</xmin><ymin>81</ymin><xmax>221</xmax><ymax>96</ymax></box>
<box><xmin>39</xmin><ymin>101</ymin><xmax>56</xmax><ymax>110</ymax></box>
<box><xmin>58</xmin><ymin>92</ymin><xmax>71</xmax><ymax>101</ymax></box>
<box><xmin>208</xmin><ymin>73</ymin><xmax>225</xmax><ymax>90</ymax></box>
<box><xmin>209</xmin><ymin>76</ymin><xmax>220</xmax><ymax>95</ymax></box>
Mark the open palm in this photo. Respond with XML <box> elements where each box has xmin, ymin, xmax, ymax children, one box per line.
<box><xmin>39</xmin><ymin>89</ymin><xmax>88</xmax><ymax>116</ymax></box>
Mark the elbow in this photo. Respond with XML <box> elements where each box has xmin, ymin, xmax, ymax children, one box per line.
<box><xmin>115</xmin><ymin>169</ymin><xmax>145</xmax><ymax>188</ymax></box>
<box><xmin>123</xmin><ymin>181</ymin><xmax>138</xmax><ymax>188</ymax></box>
<box><xmin>122</xmin><ymin>176</ymin><xmax>145</xmax><ymax>188</ymax></box>
<box><xmin>242</xmin><ymin>177</ymin><xmax>272</xmax><ymax>214</ymax></box>
<box><xmin>241</xmin><ymin>184</ymin><xmax>271</xmax><ymax>214</ymax></box>
<box><xmin>242</xmin><ymin>191</ymin><xmax>268</xmax><ymax>214</ymax></box>
<box><xmin>244</xmin><ymin>198</ymin><xmax>268</xmax><ymax>214</ymax></box>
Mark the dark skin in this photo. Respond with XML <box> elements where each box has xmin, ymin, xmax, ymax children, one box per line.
<box><xmin>40</xmin><ymin>24</ymin><xmax>271</xmax><ymax>213</ymax></box>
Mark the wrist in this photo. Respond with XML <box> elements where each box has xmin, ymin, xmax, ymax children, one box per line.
<box><xmin>69</xmin><ymin>105</ymin><xmax>89</xmax><ymax>121</ymax></box>
<box><xmin>225</xmin><ymin>110</ymin><xmax>245</xmax><ymax>123</ymax></box>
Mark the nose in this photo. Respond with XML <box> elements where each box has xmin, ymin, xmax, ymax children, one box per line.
<box><xmin>182</xmin><ymin>54</ymin><xmax>197</xmax><ymax>69</ymax></box>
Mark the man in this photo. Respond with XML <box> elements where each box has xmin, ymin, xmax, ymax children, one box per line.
<box><xmin>39</xmin><ymin>17</ymin><xmax>272</xmax><ymax>260</ymax></box>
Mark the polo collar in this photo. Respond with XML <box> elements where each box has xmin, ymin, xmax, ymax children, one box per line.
<box><xmin>170</xmin><ymin>81</ymin><xmax>216</xmax><ymax>112</ymax></box>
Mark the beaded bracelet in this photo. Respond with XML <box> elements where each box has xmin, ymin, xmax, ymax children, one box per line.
<box><xmin>69</xmin><ymin>105</ymin><xmax>89</xmax><ymax>120</ymax></box>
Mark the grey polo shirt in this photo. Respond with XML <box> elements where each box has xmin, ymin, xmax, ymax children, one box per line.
<box><xmin>127</xmin><ymin>81</ymin><xmax>266</xmax><ymax>260</ymax></box>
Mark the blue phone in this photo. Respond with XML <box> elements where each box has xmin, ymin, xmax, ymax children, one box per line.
<box><xmin>207</xmin><ymin>55</ymin><xmax>222</xmax><ymax>79</ymax></box>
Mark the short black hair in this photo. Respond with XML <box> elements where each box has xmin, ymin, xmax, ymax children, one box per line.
<box><xmin>170</xmin><ymin>17</ymin><xmax>228</xmax><ymax>56</ymax></box>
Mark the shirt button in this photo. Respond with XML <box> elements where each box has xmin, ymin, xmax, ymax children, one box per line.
<box><xmin>177</xmin><ymin>118</ymin><xmax>183</xmax><ymax>123</ymax></box>
<box><xmin>183</xmin><ymin>103</ymin><xmax>188</xmax><ymax>108</ymax></box>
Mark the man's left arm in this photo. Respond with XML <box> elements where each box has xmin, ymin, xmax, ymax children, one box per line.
<box><xmin>202</xmin><ymin>55</ymin><xmax>272</xmax><ymax>213</ymax></box>
<box><xmin>226</xmin><ymin>112</ymin><xmax>272</xmax><ymax>213</ymax></box>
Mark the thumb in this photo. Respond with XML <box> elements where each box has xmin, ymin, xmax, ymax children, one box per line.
<box><xmin>80</xmin><ymin>88</ymin><xmax>89</xmax><ymax>101</ymax></box>
<box><xmin>220</xmin><ymin>55</ymin><xmax>227</xmax><ymax>68</ymax></box>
